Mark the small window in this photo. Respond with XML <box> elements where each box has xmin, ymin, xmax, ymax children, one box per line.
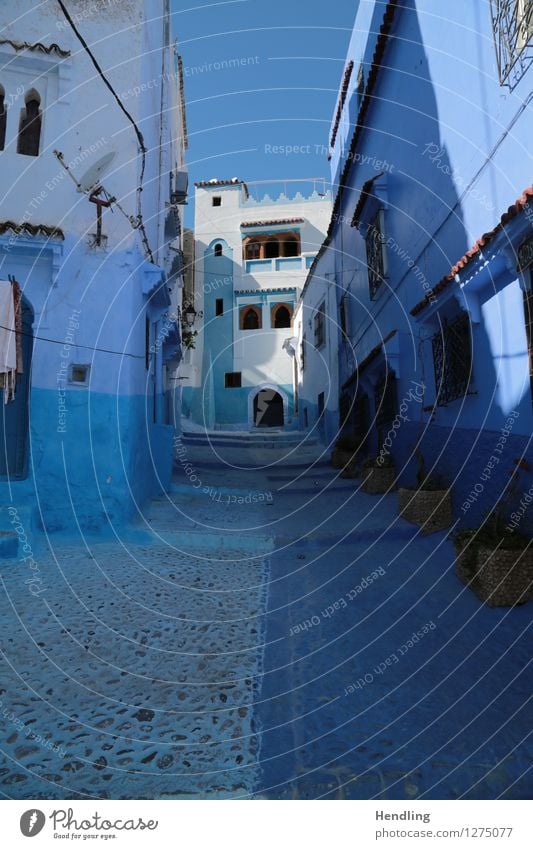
<box><xmin>214</xmin><ymin>243</ymin><xmax>223</xmax><ymax>257</ymax></box>
<box><xmin>301</xmin><ymin>334</ymin><xmax>306</xmax><ymax>371</ymax></box>
<box><xmin>432</xmin><ymin>312</ymin><xmax>472</xmax><ymax>406</ymax></box>
<box><xmin>17</xmin><ymin>89</ymin><xmax>42</xmax><ymax>157</ymax></box>
<box><xmin>212</xmin><ymin>196</ymin><xmax>222</xmax><ymax>207</ymax></box>
<box><xmin>69</xmin><ymin>364</ymin><xmax>90</xmax><ymax>385</ymax></box>
<box><xmin>339</xmin><ymin>294</ymin><xmax>349</xmax><ymax>337</ymax></box>
<box><xmin>272</xmin><ymin>303</ymin><xmax>292</xmax><ymax>329</ymax></box>
<box><xmin>240</xmin><ymin>305</ymin><xmax>261</xmax><ymax>330</ymax></box>
<box><xmin>314</xmin><ymin>302</ymin><xmax>325</xmax><ymax>348</ymax></box>
<box><xmin>215</xmin><ymin>298</ymin><xmax>224</xmax><ymax>316</ymax></box>
<box><xmin>0</xmin><ymin>85</ymin><xmax>6</xmax><ymax>151</ymax></box>
<box><xmin>225</xmin><ymin>372</ymin><xmax>241</xmax><ymax>388</ymax></box>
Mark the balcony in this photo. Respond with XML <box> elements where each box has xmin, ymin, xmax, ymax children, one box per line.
<box><xmin>244</xmin><ymin>254</ymin><xmax>316</xmax><ymax>274</ymax></box>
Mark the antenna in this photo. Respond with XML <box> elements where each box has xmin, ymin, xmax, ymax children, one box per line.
<box><xmin>77</xmin><ymin>151</ymin><xmax>117</xmax><ymax>193</ymax></box>
<box><xmin>53</xmin><ymin>149</ymin><xmax>140</xmax><ymax>238</ymax></box>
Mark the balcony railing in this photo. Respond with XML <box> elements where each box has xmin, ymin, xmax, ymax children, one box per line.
<box><xmin>244</xmin><ymin>254</ymin><xmax>316</xmax><ymax>274</ymax></box>
<box><xmin>491</xmin><ymin>0</ymin><xmax>533</xmax><ymax>88</ymax></box>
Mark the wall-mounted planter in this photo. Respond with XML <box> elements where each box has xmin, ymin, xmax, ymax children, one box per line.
<box><xmin>361</xmin><ymin>465</ymin><xmax>396</xmax><ymax>494</ymax></box>
<box><xmin>454</xmin><ymin>540</ymin><xmax>533</xmax><ymax>607</ymax></box>
<box><xmin>398</xmin><ymin>487</ymin><xmax>453</xmax><ymax>534</ymax></box>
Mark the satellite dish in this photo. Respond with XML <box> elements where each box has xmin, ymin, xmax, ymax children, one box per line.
<box><xmin>77</xmin><ymin>151</ymin><xmax>117</xmax><ymax>193</ymax></box>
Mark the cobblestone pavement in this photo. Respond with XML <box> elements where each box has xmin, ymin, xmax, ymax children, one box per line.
<box><xmin>0</xmin><ymin>434</ymin><xmax>532</xmax><ymax>799</ymax></box>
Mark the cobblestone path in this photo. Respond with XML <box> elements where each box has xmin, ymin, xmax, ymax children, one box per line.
<box><xmin>0</xmin><ymin>433</ymin><xmax>531</xmax><ymax>799</ymax></box>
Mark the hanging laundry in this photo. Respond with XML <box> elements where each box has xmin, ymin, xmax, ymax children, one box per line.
<box><xmin>0</xmin><ymin>279</ymin><xmax>18</xmax><ymax>403</ymax></box>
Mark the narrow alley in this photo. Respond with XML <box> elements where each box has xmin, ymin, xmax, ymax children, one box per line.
<box><xmin>0</xmin><ymin>433</ymin><xmax>530</xmax><ymax>800</ymax></box>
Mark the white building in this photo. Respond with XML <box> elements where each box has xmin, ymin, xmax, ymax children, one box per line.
<box><xmin>0</xmin><ymin>0</ymin><xmax>188</xmax><ymax>535</ymax></box>
<box><xmin>181</xmin><ymin>179</ymin><xmax>331</xmax><ymax>430</ymax></box>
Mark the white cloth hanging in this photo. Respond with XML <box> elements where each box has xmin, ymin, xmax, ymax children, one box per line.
<box><xmin>0</xmin><ymin>280</ymin><xmax>17</xmax><ymax>403</ymax></box>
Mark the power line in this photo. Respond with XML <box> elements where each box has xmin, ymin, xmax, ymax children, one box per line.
<box><xmin>0</xmin><ymin>322</ymin><xmax>144</xmax><ymax>360</ymax></box>
<box><xmin>55</xmin><ymin>0</ymin><xmax>155</xmax><ymax>264</ymax></box>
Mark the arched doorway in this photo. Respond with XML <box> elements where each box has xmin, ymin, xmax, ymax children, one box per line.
<box><xmin>0</xmin><ymin>296</ymin><xmax>33</xmax><ymax>478</ymax></box>
<box><xmin>253</xmin><ymin>389</ymin><xmax>284</xmax><ymax>428</ymax></box>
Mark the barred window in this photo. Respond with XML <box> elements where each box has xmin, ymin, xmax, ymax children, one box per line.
<box><xmin>491</xmin><ymin>0</ymin><xmax>533</xmax><ymax>88</ymax></box>
<box><xmin>432</xmin><ymin>312</ymin><xmax>472</xmax><ymax>406</ymax></box>
<box><xmin>366</xmin><ymin>209</ymin><xmax>387</xmax><ymax>299</ymax></box>
<box><xmin>301</xmin><ymin>334</ymin><xmax>306</xmax><ymax>371</ymax></box>
<box><xmin>374</xmin><ymin>372</ymin><xmax>397</xmax><ymax>428</ymax></box>
<box><xmin>314</xmin><ymin>302</ymin><xmax>326</xmax><ymax>348</ymax></box>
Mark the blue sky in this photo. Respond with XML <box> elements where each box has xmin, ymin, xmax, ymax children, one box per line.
<box><xmin>171</xmin><ymin>0</ymin><xmax>357</xmax><ymax>220</ymax></box>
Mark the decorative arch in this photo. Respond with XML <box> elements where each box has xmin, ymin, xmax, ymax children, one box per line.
<box><xmin>271</xmin><ymin>302</ymin><xmax>293</xmax><ymax>328</ymax></box>
<box><xmin>17</xmin><ymin>89</ymin><xmax>42</xmax><ymax>156</ymax></box>
<box><xmin>205</xmin><ymin>237</ymin><xmax>232</xmax><ymax>260</ymax></box>
<box><xmin>240</xmin><ymin>304</ymin><xmax>262</xmax><ymax>330</ymax></box>
<box><xmin>247</xmin><ymin>383</ymin><xmax>289</xmax><ymax>429</ymax></box>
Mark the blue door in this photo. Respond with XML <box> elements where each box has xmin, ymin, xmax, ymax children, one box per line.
<box><xmin>0</xmin><ymin>298</ymin><xmax>32</xmax><ymax>478</ymax></box>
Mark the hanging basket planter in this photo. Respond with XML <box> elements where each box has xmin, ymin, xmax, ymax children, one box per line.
<box><xmin>398</xmin><ymin>487</ymin><xmax>453</xmax><ymax>534</ymax></box>
<box><xmin>454</xmin><ymin>536</ymin><xmax>533</xmax><ymax>607</ymax></box>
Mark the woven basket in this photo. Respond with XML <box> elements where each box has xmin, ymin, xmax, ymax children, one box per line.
<box><xmin>361</xmin><ymin>466</ymin><xmax>396</xmax><ymax>494</ymax></box>
<box><xmin>331</xmin><ymin>449</ymin><xmax>358</xmax><ymax>470</ymax></box>
<box><xmin>454</xmin><ymin>541</ymin><xmax>533</xmax><ymax>607</ymax></box>
<box><xmin>398</xmin><ymin>488</ymin><xmax>453</xmax><ymax>534</ymax></box>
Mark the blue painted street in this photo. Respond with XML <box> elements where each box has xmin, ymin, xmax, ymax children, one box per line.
<box><xmin>1</xmin><ymin>433</ymin><xmax>530</xmax><ymax>800</ymax></box>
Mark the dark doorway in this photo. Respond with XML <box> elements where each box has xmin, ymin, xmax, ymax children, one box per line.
<box><xmin>1</xmin><ymin>296</ymin><xmax>33</xmax><ymax>478</ymax></box>
<box><xmin>254</xmin><ymin>389</ymin><xmax>284</xmax><ymax>427</ymax></box>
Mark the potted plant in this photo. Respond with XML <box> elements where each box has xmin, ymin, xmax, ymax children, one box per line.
<box><xmin>361</xmin><ymin>454</ymin><xmax>396</xmax><ymax>494</ymax></box>
<box><xmin>398</xmin><ymin>451</ymin><xmax>453</xmax><ymax>534</ymax></box>
<box><xmin>453</xmin><ymin>460</ymin><xmax>533</xmax><ymax>607</ymax></box>
<box><xmin>331</xmin><ymin>435</ymin><xmax>363</xmax><ymax>476</ymax></box>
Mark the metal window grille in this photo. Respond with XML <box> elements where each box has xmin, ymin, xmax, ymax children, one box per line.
<box><xmin>314</xmin><ymin>302</ymin><xmax>325</xmax><ymax>348</ymax></box>
<box><xmin>374</xmin><ymin>372</ymin><xmax>397</xmax><ymax>427</ymax></box>
<box><xmin>366</xmin><ymin>210</ymin><xmax>386</xmax><ymax>299</ymax></box>
<box><xmin>491</xmin><ymin>0</ymin><xmax>533</xmax><ymax>88</ymax></box>
<box><xmin>301</xmin><ymin>334</ymin><xmax>306</xmax><ymax>371</ymax></box>
<box><xmin>432</xmin><ymin>312</ymin><xmax>472</xmax><ymax>406</ymax></box>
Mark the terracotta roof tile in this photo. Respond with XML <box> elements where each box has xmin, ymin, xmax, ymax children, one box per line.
<box><xmin>0</xmin><ymin>221</ymin><xmax>64</xmax><ymax>240</ymax></box>
<box><xmin>240</xmin><ymin>218</ymin><xmax>304</xmax><ymax>228</ymax></box>
<box><xmin>410</xmin><ymin>185</ymin><xmax>533</xmax><ymax>316</ymax></box>
<box><xmin>0</xmin><ymin>38</ymin><xmax>70</xmax><ymax>57</ymax></box>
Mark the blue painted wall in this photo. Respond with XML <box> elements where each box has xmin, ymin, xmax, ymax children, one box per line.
<box><xmin>300</xmin><ymin>0</ymin><xmax>533</xmax><ymax>528</ymax></box>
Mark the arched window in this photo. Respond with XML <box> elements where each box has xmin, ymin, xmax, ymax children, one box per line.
<box><xmin>240</xmin><ymin>306</ymin><xmax>261</xmax><ymax>330</ymax></box>
<box><xmin>214</xmin><ymin>243</ymin><xmax>223</xmax><ymax>257</ymax></box>
<box><xmin>245</xmin><ymin>241</ymin><xmax>260</xmax><ymax>260</ymax></box>
<box><xmin>0</xmin><ymin>85</ymin><xmax>6</xmax><ymax>151</ymax></box>
<box><xmin>265</xmin><ymin>239</ymin><xmax>280</xmax><ymax>259</ymax></box>
<box><xmin>17</xmin><ymin>90</ymin><xmax>41</xmax><ymax>156</ymax></box>
<box><xmin>283</xmin><ymin>237</ymin><xmax>299</xmax><ymax>257</ymax></box>
<box><xmin>273</xmin><ymin>304</ymin><xmax>292</xmax><ymax>329</ymax></box>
